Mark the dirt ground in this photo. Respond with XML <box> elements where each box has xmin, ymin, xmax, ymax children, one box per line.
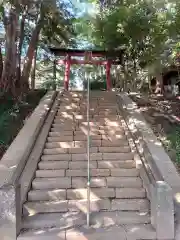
<box><xmin>130</xmin><ymin>93</ymin><xmax>180</xmax><ymax>171</ymax></box>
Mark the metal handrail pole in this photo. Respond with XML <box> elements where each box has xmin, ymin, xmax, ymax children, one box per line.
<box><xmin>86</xmin><ymin>68</ymin><xmax>91</xmax><ymax>227</ymax></box>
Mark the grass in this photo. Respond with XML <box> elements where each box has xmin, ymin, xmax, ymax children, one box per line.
<box><xmin>0</xmin><ymin>89</ymin><xmax>47</xmax><ymax>158</ymax></box>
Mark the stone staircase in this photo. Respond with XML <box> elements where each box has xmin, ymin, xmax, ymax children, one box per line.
<box><xmin>19</xmin><ymin>91</ymin><xmax>156</xmax><ymax>239</ymax></box>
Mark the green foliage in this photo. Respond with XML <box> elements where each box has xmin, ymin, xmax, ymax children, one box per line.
<box><xmin>167</xmin><ymin>126</ymin><xmax>180</xmax><ymax>163</ymax></box>
<box><xmin>77</xmin><ymin>0</ymin><xmax>180</xmax><ymax>90</ymax></box>
<box><xmin>0</xmin><ymin>89</ymin><xmax>46</xmax><ymax>149</ymax></box>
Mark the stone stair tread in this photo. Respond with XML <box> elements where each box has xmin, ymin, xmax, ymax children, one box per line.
<box><xmin>49</xmin><ymin>131</ymin><xmax>73</xmax><ymax>136</ymax></box>
<box><xmin>18</xmin><ymin>228</ymin><xmax>66</xmax><ymax>240</ymax></box>
<box><xmin>22</xmin><ymin>211</ymin><xmax>151</xmax><ymax>229</ymax></box>
<box><xmin>98</xmin><ymin>160</ymin><xmax>136</xmax><ymax>168</ymax></box>
<box><xmin>22</xmin><ymin>212</ymin><xmax>87</xmax><ymax>229</ymax></box>
<box><xmin>32</xmin><ymin>177</ymin><xmax>71</xmax><ymax>189</ymax></box>
<box><xmin>107</xmin><ymin>177</ymin><xmax>142</xmax><ymax>188</ymax></box>
<box><xmin>23</xmin><ymin>198</ymin><xmax>149</xmax><ymax>216</ymax></box>
<box><xmin>23</xmin><ymin>199</ymin><xmax>113</xmax><ymax>215</ymax></box>
<box><xmin>66</xmin><ymin>224</ymin><xmax>156</xmax><ymax>240</ymax></box>
<box><xmin>66</xmin><ymin>169</ymin><xmax>110</xmax><ymax>177</ymax></box>
<box><xmin>41</xmin><ymin>154</ymin><xmax>71</xmax><ymax>161</ymax></box>
<box><xmin>18</xmin><ymin>224</ymin><xmax>156</xmax><ymax>240</ymax></box>
<box><xmin>28</xmin><ymin>189</ymin><xmax>67</xmax><ymax>201</ymax></box>
<box><xmin>41</xmin><ymin>152</ymin><xmax>134</xmax><ymax>161</ymax></box>
<box><xmin>99</xmin><ymin>146</ymin><xmax>130</xmax><ymax>153</ymax></box>
<box><xmin>28</xmin><ymin>187</ymin><xmax>146</xmax><ymax>201</ymax></box>
<box><xmin>35</xmin><ymin>170</ymin><xmax>65</xmax><ymax>178</ymax></box>
<box><xmin>111</xmin><ymin>168</ymin><xmax>139</xmax><ymax>176</ymax></box>
<box><xmin>38</xmin><ymin>161</ymin><xmax>69</xmax><ymax>170</ymax></box>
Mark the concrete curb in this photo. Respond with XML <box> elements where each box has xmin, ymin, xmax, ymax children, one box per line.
<box><xmin>0</xmin><ymin>90</ymin><xmax>57</xmax><ymax>240</ymax></box>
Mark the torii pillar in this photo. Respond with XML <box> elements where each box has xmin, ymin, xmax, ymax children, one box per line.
<box><xmin>106</xmin><ymin>60</ymin><xmax>111</xmax><ymax>90</ymax></box>
<box><xmin>64</xmin><ymin>55</ymin><xmax>71</xmax><ymax>91</ymax></box>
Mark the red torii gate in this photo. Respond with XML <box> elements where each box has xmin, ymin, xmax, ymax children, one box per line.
<box><xmin>49</xmin><ymin>48</ymin><xmax>124</xmax><ymax>91</ymax></box>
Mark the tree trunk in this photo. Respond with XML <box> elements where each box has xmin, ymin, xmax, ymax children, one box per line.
<box><xmin>155</xmin><ymin>72</ymin><xmax>163</xmax><ymax>94</ymax></box>
<box><xmin>132</xmin><ymin>58</ymin><xmax>137</xmax><ymax>91</ymax></box>
<box><xmin>21</xmin><ymin>14</ymin><xmax>44</xmax><ymax>91</ymax></box>
<box><xmin>31</xmin><ymin>46</ymin><xmax>38</xmax><ymax>89</ymax></box>
<box><xmin>0</xmin><ymin>7</ymin><xmax>18</xmax><ymax>96</ymax></box>
<box><xmin>16</xmin><ymin>9</ymin><xmax>27</xmax><ymax>86</ymax></box>
<box><xmin>0</xmin><ymin>46</ymin><xmax>3</xmax><ymax>79</ymax></box>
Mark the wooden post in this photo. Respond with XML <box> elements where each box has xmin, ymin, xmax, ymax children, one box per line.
<box><xmin>106</xmin><ymin>60</ymin><xmax>111</xmax><ymax>90</ymax></box>
<box><xmin>64</xmin><ymin>55</ymin><xmax>71</xmax><ymax>91</ymax></box>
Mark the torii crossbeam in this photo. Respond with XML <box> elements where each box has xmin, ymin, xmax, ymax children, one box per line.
<box><xmin>49</xmin><ymin>48</ymin><xmax>124</xmax><ymax>91</ymax></box>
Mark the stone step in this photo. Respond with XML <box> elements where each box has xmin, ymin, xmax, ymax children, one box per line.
<box><xmin>67</xmin><ymin>188</ymin><xmax>115</xmax><ymax>199</ymax></box>
<box><xmin>99</xmin><ymin>146</ymin><xmax>130</xmax><ymax>153</ymax></box>
<box><xmin>38</xmin><ymin>161</ymin><xmax>69</xmax><ymax>170</ymax></box>
<box><xmin>72</xmin><ymin>177</ymin><xmax>106</xmax><ymax>188</ymax></box>
<box><xmin>69</xmin><ymin>161</ymin><xmax>97</xmax><ymax>169</ymax></box>
<box><xmin>68</xmin><ymin>147</ymin><xmax>98</xmax><ymax>154</ymax></box>
<box><xmin>18</xmin><ymin>227</ymin><xmax>66</xmax><ymax>240</ymax></box>
<box><xmin>73</xmin><ymin>134</ymin><xmax>102</xmax><ymax>140</ymax></box>
<box><xmin>35</xmin><ymin>170</ymin><xmax>65</xmax><ymax>178</ymax></box>
<box><xmin>52</xmin><ymin>123</ymin><xmax>77</xmax><ymax>129</ymax></box>
<box><xmin>52</xmin><ymin>124</ymin><xmax>78</xmax><ymax>131</ymax></box>
<box><xmin>44</xmin><ymin>147</ymin><xmax>99</xmax><ymax>154</ymax></box>
<box><xmin>32</xmin><ymin>177</ymin><xmax>114</xmax><ymax>190</ymax></box>
<box><xmin>41</xmin><ymin>153</ymin><xmax>106</xmax><ymax>161</ymax></box>
<box><xmin>51</xmin><ymin>127</ymin><xmax>74</xmax><ymax>132</ymax></box>
<box><xmin>28</xmin><ymin>187</ymin><xmax>146</xmax><ymax>201</ymax></box>
<box><xmin>38</xmin><ymin>160</ymin><xmax>136</xmax><ymax>170</ymax></box>
<box><xmin>32</xmin><ymin>177</ymin><xmax>71</xmax><ymax>189</ymax></box>
<box><xmin>111</xmin><ymin>168</ymin><xmax>139</xmax><ymax>176</ymax></box>
<box><xmin>111</xmin><ymin>199</ymin><xmax>149</xmax><ymax>211</ymax></box>
<box><xmin>53</xmin><ymin>113</ymin><xmax>74</xmax><ymax>121</ymax></box>
<box><xmin>41</xmin><ymin>154</ymin><xmax>71</xmax><ymax>161</ymax></box>
<box><xmin>78</xmin><ymin>122</ymin><xmax>122</xmax><ymax>127</ymax></box>
<box><xmin>66</xmin><ymin>169</ymin><xmax>110</xmax><ymax>177</ymax></box>
<box><xmin>47</xmin><ymin>136</ymin><xmax>73</xmax><ymax>142</ymax></box>
<box><xmin>23</xmin><ymin>199</ymin><xmax>112</xmax><ymax>216</ymax></box>
<box><xmin>23</xmin><ymin>198</ymin><xmax>149</xmax><ymax>216</ymax></box>
<box><xmin>43</xmin><ymin>148</ymin><xmax>68</xmax><ymax>154</ymax></box>
<box><xmin>98</xmin><ymin>160</ymin><xmax>136</xmax><ymax>168</ymax></box>
<box><xmin>28</xmin><ymin>189</ymin><xmax>66</xmax><ymax>201</ymax></box>
<box><xmin>45</xmin><ymin>140</ymin><xmax>129</xmax><ymax>149</ymax></box>
<box><xmin>45</xmin><ymin>140</ymin><xmax>103</xmax><ymax>148</ymax></box>
<box><xmin>101</xmin><ymin>140</ymin><xmax>129</xmax><ymax>147</ymax></box>
<box><xmin>53</xmin><ymin>119</ymin><xmax>75</xmax><ymax>124</ymax></box>
<box><xmin>103</xmin><ymin>152</ymin><xmax>134</xmax><ymax>160</ymax></box>
<box><xmin>75</xmin><ymin>140</ymin><xmax>102</xmax><ymax>147</ymax></box>
<box><xmin>45</xmin><ymin>142</ymin><xmax>75</xmax><ymax>149</ymax></box>
<box><xmin>65</xmin><ymin>224</ymin><xmax>156</xmax><ymax>240</ymax></box>
<box><xmin>22</xmin><ymin>211</ymin><xmax>151</xmax><ymax>229</ymax></box>
<box><xmin>107</xmin><ymin>177</ymin><xmax>142</xmax><ymax>188</ymax></box>
<box><xmin>49</xmin><ymin>131</ymin><xmax>73</xmax><ymax>137</ymax></box>
<box><xmin>71</xmin><ymin>153</ymin><xmax>102</xmax><ymax>161</ymax></box>
<box><xmin>74</xmin><ymin>129</ymin><xmax>125</xmax><ymax>135</ymax></box>
<box><xmin>101</xmin><ymin>135</ymin><xmax>126</xmax><ymax>140</ymax></box>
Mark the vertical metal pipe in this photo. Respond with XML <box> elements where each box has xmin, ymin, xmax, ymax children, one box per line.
<box><xmin>86</xmin><ymin>68</ymin><xmax>90</xmax><ymax>227</ymax></box>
